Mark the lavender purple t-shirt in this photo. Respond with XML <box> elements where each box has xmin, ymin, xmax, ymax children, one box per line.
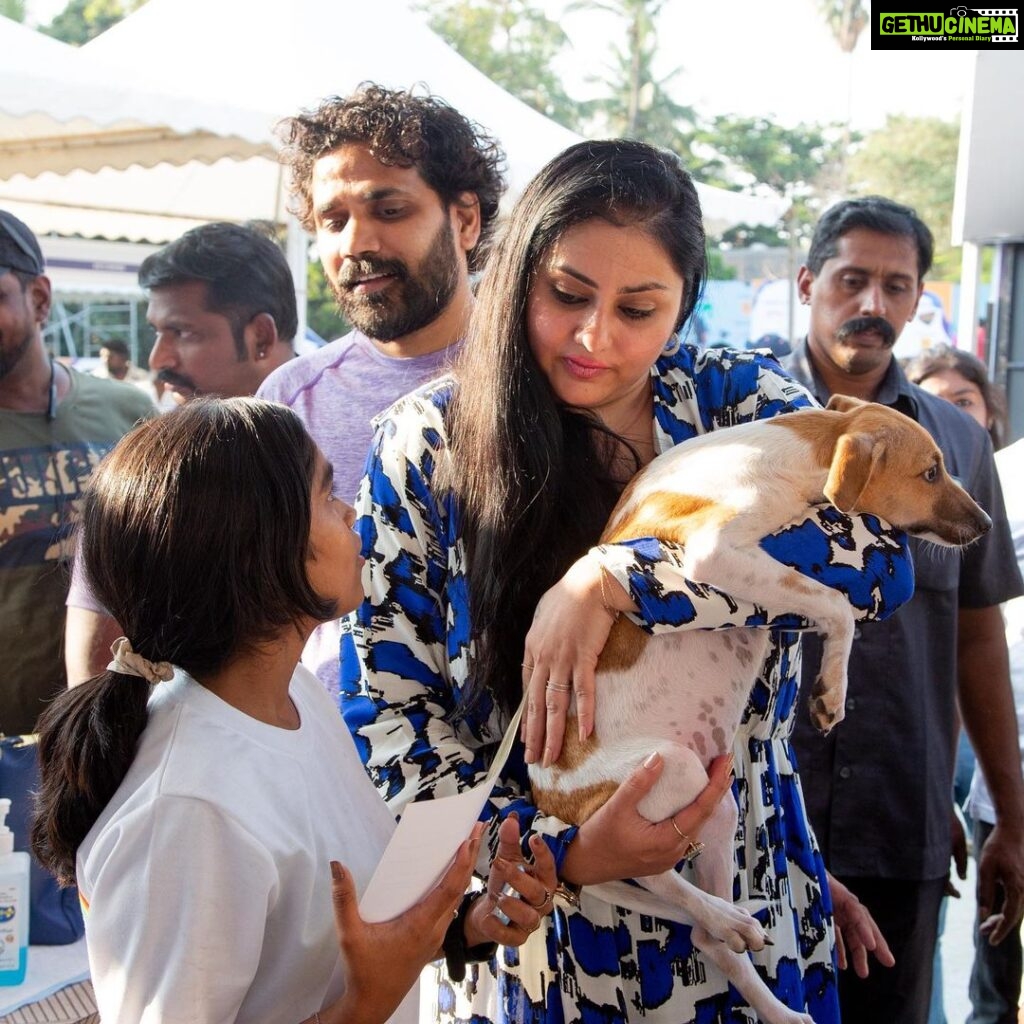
<box><xmin>256</xmin><ymin>331</ymin><xmax>461</xmax><ymax>698</ymax></box>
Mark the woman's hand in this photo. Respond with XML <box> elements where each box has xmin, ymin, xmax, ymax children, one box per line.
<box><xmin>560</xmin><ymin>751</ymin><xmax>734</xmax><ymax>886</ymax></box>
<box><xmin>464</xmin><ymin>815</ymin><xmax>559</xmax><ymax>947</ymax></box>
<box><xmin>520</xmin><ymin>554</ymin><xmax>633</xmax><ymax>767</ymax></box>
<box><xmin>320</xmin><ymin>823</ymin><xmax>483</xmax><ymax>1024</ymax></box>
<box><xmin>827</xmin><ymin>872</ymin><xmax>895</xmax><ymax>979</ymax></box>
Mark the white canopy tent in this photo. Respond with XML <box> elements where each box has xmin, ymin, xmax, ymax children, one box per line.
<box><xmin>2</xmin><ymin>0</ymin><xmax>785</xmax><ymax>242</ymax></box>
<box><xmin>2</xmin><ymin>1</ymin><xmax>789</xmax><ymax>347</ymax></box>
<box><xmin>83</xmin><ymin>0</ymin><xmax>787</xmax><ymax>233</ymax></box>
<box><xmin>0</xmin><ymin>13</ymin><xmax>285</xmax><ymax>245</ymax></box>
<box><xmin>83</xmin><ymin>0</ymin><xmax>581</xmax><ymax>198</ymax></box>
<box><xmin>0</xmin><ymin>157</ymin><xmax>287</xmax><ymax>243</ymax></box>
<box><xmin>0</xmin><ymin>14</ymin><xmax>273</xmax><ymax>178</ymax></box>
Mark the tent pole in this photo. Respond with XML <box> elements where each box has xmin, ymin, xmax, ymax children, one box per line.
<box><xmin>286</xmin><ymin>214</ymin><xmax>308</xmax><ymax>348</ymax></box>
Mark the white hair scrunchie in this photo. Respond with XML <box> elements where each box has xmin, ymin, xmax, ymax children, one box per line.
<box><xmin>106</xmin><ymin>637</ymin><xmax>173</xmax><ymax>685</ymax></box>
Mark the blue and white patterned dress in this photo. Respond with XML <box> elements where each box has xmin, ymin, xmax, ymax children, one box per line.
<box><xmin>340</xmin><ymin>345</ymin><xmax>913</xmax><ymax>1024</ymax></box>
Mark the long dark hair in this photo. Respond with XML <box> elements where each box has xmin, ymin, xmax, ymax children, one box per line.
<box><xmin>31</xmin><ymin>399</ymin><xmax>334</xmax><ymax>885</ymax></box>
<box><xmin>904</xmin><ymin>342</ymin><xmax>1008</xmax><ymax>450</ymax></box>
<box><xmin>443</xmin><ymin>139</ymin><xmax>706</xmax><ymax>715</ymax></box>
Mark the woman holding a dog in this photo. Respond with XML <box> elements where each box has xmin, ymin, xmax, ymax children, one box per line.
<box><xmin>341</xmin><ymin>140</ymin><xmax>912</xmax><ymax>1023</ymax></box>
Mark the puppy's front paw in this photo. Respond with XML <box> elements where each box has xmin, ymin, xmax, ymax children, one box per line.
<box><xmin>693</xmin><ymin>909</ymin><xmax>768</xmax><ymax>954</ymax></box>
<box><xmin>809</xmin><ymin>676</ymin><xmax>846</xmax><ymax>733</ymax></box>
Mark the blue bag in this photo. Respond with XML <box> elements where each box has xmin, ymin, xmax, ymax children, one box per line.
<box><xmin>0</xmin><ymin>735</ymin><xmax>85</xmax><ymax>945</ymax></box>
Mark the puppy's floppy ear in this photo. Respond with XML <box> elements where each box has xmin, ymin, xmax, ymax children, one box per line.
<box><xmin>824</xmin><ymin>433</ymin><xmax>885</xmax><ymax>512</ymax></box>
<box><xmin>825</xmin><ymin>394</ymin><xmax>868</xmax><ymax>414</ymax></box>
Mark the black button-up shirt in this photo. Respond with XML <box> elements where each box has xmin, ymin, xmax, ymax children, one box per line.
<box><xmin>784</xmin><ymin>340</ymin><xmax>1023</xmax><ymax>879</ymax></box>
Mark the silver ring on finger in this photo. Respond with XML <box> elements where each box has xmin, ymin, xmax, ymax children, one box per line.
<box><xmin>545</xmin><ymin>680</ymin><xmax>571</xmax><ymax>693</ymax></box>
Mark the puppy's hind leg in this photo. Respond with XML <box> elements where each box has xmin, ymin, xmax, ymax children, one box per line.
<box><xmin>635</xmin><ymin>744</ymin><xmax>768</xmax><ymax>954</ymax></box>
<box><xmin>695</xmin><ymin>939</ymin><xmax>815</xmax><ymax>1024</ymax></box>
<box><xmin>638</xmin><ymin>762</ymin><xmax>815</xmax><ymax>1024</ymax></box>
<box><xmin>674</xmin><ymin>775</ymin><xmax>818</xmax><ymax>1023</ymax></box>
<box><xmin>634</xmin><ymin>869</ymin><xmax>769</xmax><ymax>955</ymax></box>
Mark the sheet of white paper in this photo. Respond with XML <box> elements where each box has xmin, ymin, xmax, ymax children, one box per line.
<box><xmin>359</xmin><ymin>701</ymin><xmax>524</xmax><ymax>924</ymax></box>
<box><xmin>359</xmin><ymin>784</ymin><xmax>490</xmax><ymax>923</ymax></box>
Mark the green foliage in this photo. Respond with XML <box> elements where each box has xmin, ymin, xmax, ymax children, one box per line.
<box><xmin>40</xmin><ymin>0</ymin><xmax>145</xmax><ymax>45</ymax></box>
<box><xmin>306</xmin><ymin>261</ymin><xmax>350</xmax><ymax>343</ymax></box>
<box><xmin>705</xmin><ymin>249</ymin><xmax>736</xmax><ymax>281</ymax></box>
<box><xmin>418</xmin><ymin>0</ymin><xmax>579</xmax><ymax>129</ymax></box>
<box><xmin>570</xmin><ymin>0</ymin><xmax>698</xmax><ymax>150</ymax></box>
<box><xmin>848</xmin><ymin>115</ymin><xmax>961</xmax><ymax>279</ymax></box>
<box><xmin>818</xmin><ymin>0</ymin><xmax>868</xmax><ymax>52</ymax></box>
<box><xmin>0</xmin><ymin>0</ymin><xmax>26</xmax><ymax>22</ymax></box>
<box><xmin>697</xmin><ymin>116</ymin><xmax>849</xmax><ymax>247</ymax></box>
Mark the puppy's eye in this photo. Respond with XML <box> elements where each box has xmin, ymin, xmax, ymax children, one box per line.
<box><xmin>923</xmin><ymin>465</ymin><xmax>939</xmax><ymax>483</ymax></box>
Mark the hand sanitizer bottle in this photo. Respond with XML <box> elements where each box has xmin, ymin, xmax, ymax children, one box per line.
<box><xmin>0</xmin><ymin>798</ymin><xmax>29</xmax><ymax>985</ymax></box>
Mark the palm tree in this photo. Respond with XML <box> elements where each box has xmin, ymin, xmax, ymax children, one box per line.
<box><xmin>570</xmin><ymin>0</ymin><xmax>696</xmax><ymax>147</ymax></box>
<box><xmin>819</xmin><ymin>0</ymin><xmax>867</xmax><ymax>52</ymax></box>
<box><xmin>818</xmin><ymin>0</ymin><xmax>867</xmax><ymax>190</ymax></box>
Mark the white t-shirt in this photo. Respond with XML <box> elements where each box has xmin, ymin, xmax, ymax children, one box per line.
<box><xmin>77</xmin><ymin>665</ymin><xmax>405</xmax><ymax>1024</ymax></box>
<box><xmin>967</xmin><ymin>438</ymin><xmax>1024</xmax><ymax>825</ymax></box>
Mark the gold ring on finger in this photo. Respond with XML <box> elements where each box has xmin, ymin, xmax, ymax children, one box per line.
<box><xmin>545</xmin><ymin>681</ymin><xmax>571</xmax><ymax>693</ymax></box>
<box><xmin>528</xmin><ymin>889</ymin><xmax>552</xmax><ymax>910</ymax></box>
<box><xmin>682</xmin><ymin>841</ymin><xmax>704</xmax><ymax>862</ymax></box>
<box><xmin>671</xmin><ymin>817</ymin><xmax>705</xmax><ymax>860</ymax></box>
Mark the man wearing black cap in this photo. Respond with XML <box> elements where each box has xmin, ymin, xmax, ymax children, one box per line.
<box><xmin>0</xmin><ymin>210</ymin><xmax>154</xmax><ymax>735</ymax></box>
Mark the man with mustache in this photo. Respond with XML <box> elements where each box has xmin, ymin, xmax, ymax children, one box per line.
<box><xmin>0</xmin><ymin>210</ymin><xmax>154</xmax><ymax>732</ymax></box>
<box><xmin>784</xmin><ymin>196</ymin><xmax>1024</xmax><ymax>1024</ymax></box>
<box><xmin>143</xmin><ymin>222</ymin><xmax>297</xmax><ymax>404</ymax></box>
<box><xmin>256</xmin><ymin>85</ymin><xmax>506</xmax><ymax>698</ymax></box>
<box><xmin>64</xmin><ymin>222</ymin><xmax>298</xmax><ymax>682</ymax></box>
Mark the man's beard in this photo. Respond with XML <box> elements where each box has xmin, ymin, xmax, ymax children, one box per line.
<box><xmin>835</xmin><ymin>316</ymin><xmax>896</xmax><ymax>347</ymax></box>
<box><xmin>331</xmin><ymin>220</ymin><xmax>460</xmax><ymax>342</ymax></box>
<box><xmin>0</xmin><ymin>327</ymin><xmax>33</xmax><ymax>380</ymax></box>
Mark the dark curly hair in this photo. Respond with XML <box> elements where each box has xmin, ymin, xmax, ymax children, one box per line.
<box><xmin>277</xmin><ymin>83</ymin><xmax>507</xmax><ymax>271</ymax></box>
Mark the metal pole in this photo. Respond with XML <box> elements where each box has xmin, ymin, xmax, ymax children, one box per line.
<box><xmin>286</xmin><ymin>215</ymin><xmax>308</xmax><ymax>349</ymax></box>
<box><xmin>957</xmin><ymin>241</ymin><xmax>982</xmax><ymax>357</ymax></box>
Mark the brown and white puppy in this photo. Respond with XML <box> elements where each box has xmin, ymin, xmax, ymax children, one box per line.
<box><xmin>529</xmin><ymin>395</ymin><xmax>990</xmax><ymax>1024</ymax></box>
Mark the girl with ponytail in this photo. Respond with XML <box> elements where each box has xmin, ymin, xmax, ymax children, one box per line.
<box><xmin>31</xmin><ymin>398</ymin><xmax>553</xmax><ymax>1024</ymax></box>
